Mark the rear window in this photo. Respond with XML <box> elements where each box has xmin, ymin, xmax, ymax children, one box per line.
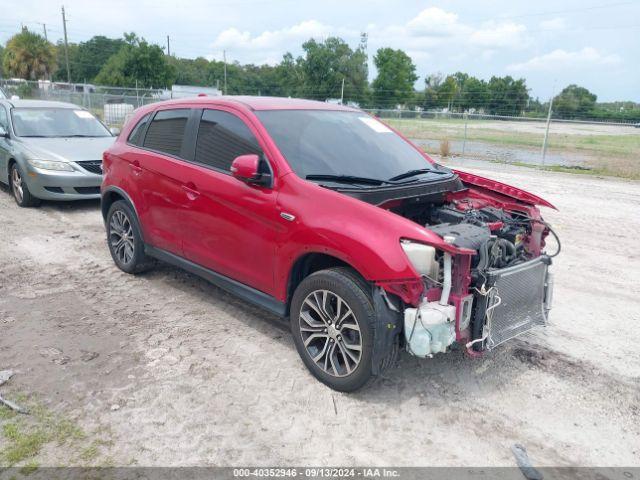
<box><xmin>143</xmin><ymin>109</ymin><xmax>190</xmax><ymax>157</ymax></box>
<box><xmin>195</xmin><ymin>109</ymin><xmax>262</xmax><ymax>172</ymax></box>
<box><xmin>127</xmin><ymin>113</ymin><xmax>151</xmax><ymax>146</ymax></box>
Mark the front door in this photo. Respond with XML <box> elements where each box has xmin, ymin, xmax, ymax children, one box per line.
<box><xmin>0</xmin><ymin>105</ymin><xmax>11</xmax><ymax>185</ymax></box>
<box><xmin>180</xmin><ymin>108</ymin><xmax>280</xmax><ymax>296</ymax></box>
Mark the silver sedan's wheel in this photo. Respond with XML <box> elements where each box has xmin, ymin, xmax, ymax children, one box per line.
<box><xmin>11</xmin><ymin>167</ymin><xmax>23</xmax><ymax>204</ymax></box>
<box><xmin>299</xmin><ymin>289</ymin><xmax>362</xmax><ymax>377</ymax></box>
<box><xmin>109</xmin><ymin>210</ymin><xmax>135</xmax><ymax>265</ymax></box>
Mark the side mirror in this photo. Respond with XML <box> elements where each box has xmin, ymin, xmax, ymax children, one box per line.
<box><xmin>109</xmin><ymin>127</ymin><xmax>121</xmax><ymax>136</ymax></box>
<box><xmin>0</xmin><ymin>126</ymin><xmax>9</xmax><ymax>138</ymax></box>
<box><xmin>230</xmin><ymin>154</ymin><xmax>271</xmax><ymax>187</ymax></box>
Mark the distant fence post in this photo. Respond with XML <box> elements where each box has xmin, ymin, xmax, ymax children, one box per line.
<box><xmin>541</xmin><ymin>96</ymin><xmax>554</xmax><ymax>166</ymax></box>
<box><xmin>462</xmin><ymin>113</ymin><xmax>468</xmax><ymax>159</ymax></box>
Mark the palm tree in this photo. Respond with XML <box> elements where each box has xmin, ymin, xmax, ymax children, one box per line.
<box><xmin>3</xmin><ymin>28</ymin><xmax>56</xmax><ymax>80</ymax></box>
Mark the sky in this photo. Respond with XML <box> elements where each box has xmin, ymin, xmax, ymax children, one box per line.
<box><xmin>1</xmin><ymin>0</ymin><xmax>638</xmax><ymax>102</ymax></box>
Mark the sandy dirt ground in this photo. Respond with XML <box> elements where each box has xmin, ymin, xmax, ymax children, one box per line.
<box><xmin>1</xmin><ymin>165</ymin><xmax>639</xmax><ymax>467</ymax></box>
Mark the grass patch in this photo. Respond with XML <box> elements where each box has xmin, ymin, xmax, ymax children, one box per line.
<box><xmin>0</xmin><ymin>396</ymin><xmax>109</xmax><ymax>467</ymax></box>
<box><xmin>387</xmin><ymin>117</ymin><xmax>640</xmax><ymax>158</ymax></box>
<box><xmin>396</xmin><ymin>117</ymin><xmax>640</xmax><ymax>179</ymax></box>
<box><xmin>2</xmin><ymin>422</ymin><xmax>49</xmax><ymax>465</ymax></box>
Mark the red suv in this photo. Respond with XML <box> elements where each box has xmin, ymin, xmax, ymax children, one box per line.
<box><xmin>102</xmin><ymin>97</ymin><xmax>558</xmax><ymax>391</ymax></box>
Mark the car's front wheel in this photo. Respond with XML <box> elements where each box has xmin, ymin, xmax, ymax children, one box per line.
<box><xmin>290</xmin><ymin>267</ymin><xmax>378</xmax><ymax>392</ymax></box>
<box><xmin>106</xmin><ymin>200</ymin><xmax>153</xmax><ymax>274</ymax></box>
<box><xmin>10</xmin><ymin>163</ymin><xmax>40</xmax><ymax>207</ymax></box>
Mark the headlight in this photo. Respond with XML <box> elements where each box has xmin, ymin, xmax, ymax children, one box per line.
<box><xmin>27</xmin><ymin>158</ymin><xmax>75</xmax><ymax>171</ymax></box>
<box><xmin>400</xmin><ymin>240</ymin><xmax>440</xmax><ymax>280</ymax></box>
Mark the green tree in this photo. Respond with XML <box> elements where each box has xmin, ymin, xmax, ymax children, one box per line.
<box><xmin>299</xmin><ymin>37</ymin><xmax>368</xmax><ymax>103</ymax></box>
<box><xmin>94</xmin><ymin>33</ymin><xmax>174</xmax><ymax>88</ymax></box>
<box><xmin>52</xmin><ymin>41</ymin><xmax>79</xmax><ymax>82</ymax></box>
<box><xmin>372</xmin><ymin>48</ymin><xmax>418</xmax><ymax>108</ymax></box>
<box><xmin>437</xmin><ymin>75</ymin><xmax>459</xmax><ymax>110</ymax></box>
<box><xmin>167</xmin><ymin>56</ymin><xmax>211</xmax><ymax>86</ymax></box>
<box><xmin>273</xmin><ymin>52</ymin><xmax>305</xmax><ymax>97</ymax></box>
<box><xmin>459</xmin><ymin>76</ymin><xmax>489</xmax><ymax>112</ymax></box>
<box><xmin>75</xmin><ymin>36</ymin><xmax>125</xmax><ymax>82</ymax></box>
<box><xmin>3</xmin><ymin>29</ymin><xmax>56</xmax><ymax>80</ymax></box>
<box><xmin>0</xmin><ymin>44</ymin><xmax>4</xmax><ymax>77</ymax></box>
<box><xmin>553</xmin><ymin>84</ymin><xmax>597</xmax><ymax>119</ymax></box>
<box><xmin>487</xmin><ymin>76</ymin><xmax>529</xmax><ymax>115</ymax></box>
<box><xmin>422</xmin><ymin>73</ymin><xmax>443</xmax><ymax>110</ymax></box>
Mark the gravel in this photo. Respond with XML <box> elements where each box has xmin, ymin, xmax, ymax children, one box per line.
<box><xmin>0</xmin><ymin>164</ymin><xmax>638</xmax><ymax>466</ymax></box>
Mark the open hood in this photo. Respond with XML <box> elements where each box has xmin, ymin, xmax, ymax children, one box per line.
<box><xmin>454</xmin><ymin>170</ymin><xmax>557</xmax><ymax>210</ymax></box>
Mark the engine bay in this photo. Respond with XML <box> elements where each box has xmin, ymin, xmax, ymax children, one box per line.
<box><xmin>390</xmin><ymin>196</ymin><xmax>545</xmax><ymax>281</ymax></box>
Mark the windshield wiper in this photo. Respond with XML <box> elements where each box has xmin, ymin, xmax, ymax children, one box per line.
<box><xmin>388</xmin><ymin>168</ymin><xmax>450</xmax><ymax>182</ymax></box>
<box><xmin>63</xmin><ymin>134</ymin><xmax>107</xmax><ymax>138</ymax></box>
<box><xmin>305</xmin><ymin>174</ymin><xmax>395</xmax><ymax>186</ymax></box>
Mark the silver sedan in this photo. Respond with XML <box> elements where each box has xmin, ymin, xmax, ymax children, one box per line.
<box><xmin>0</xmin><ymin>99</ymin><xmax>116</xmax><ymax>207</ymax></box>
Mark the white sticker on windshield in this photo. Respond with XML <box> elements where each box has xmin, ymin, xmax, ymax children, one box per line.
<box><xmin>358</xmin><ymin>116</ymin><xmax>392</xmax><ymax>133</ymax></box>
<box><xmin>74</xmin><ymin>110</ymin><xmax>94</xmax><ymax>119</ymax></box>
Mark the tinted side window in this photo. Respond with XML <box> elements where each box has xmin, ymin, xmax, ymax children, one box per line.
<box><xmin>127</xmin><ymin>113</ymin><xmax>151</xmax><ymax>146</ymax></box>
<box><xmin>143</xmin><ymin>109</ymin><xmax>190</xmax><ymax>157</ymax></box>
<box><xmin>195</xmin><ymin>110</ymin><xmax>261</xmax><ymax>171</ymax></box>
<box><xmin>0</xmin><ymin>107</ymin><xmax>8</xmax><ymax>131</ymax></box>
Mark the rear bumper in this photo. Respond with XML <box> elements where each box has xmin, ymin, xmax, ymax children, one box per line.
<box><xmin>24</xmin><ymin>164</ymin><xmax>102</xmax><ymax>201</ymax></box>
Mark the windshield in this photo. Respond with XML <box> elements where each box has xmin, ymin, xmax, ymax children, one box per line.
<box><xmin>256</xmin><ymin>110</ymin><xmax>438</xmax><ymax>181</ymax></box>
<box><xmin>11</xmin><ymin>108</ymin><xmax>111</xmax><ymax>137</ymax></box>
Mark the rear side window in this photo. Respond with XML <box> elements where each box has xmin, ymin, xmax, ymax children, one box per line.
<box><xmin>127</xmin><ymin>113</ymin><xmax>151</xmax><ymax>146</ymax></box>
<box><xmin>0</xmin><ymin>106</ymin><xmax>9</xmax><ymax>132</ymax></box>
<box><xmin>143</xmin><ymin>109</ymin><xmax>190</xmax><ymax>157</ymax></box>
<box><xmin>195</xmin><ymin>109</ymin><xmax>261</xmax><ymax>171</ymax></box>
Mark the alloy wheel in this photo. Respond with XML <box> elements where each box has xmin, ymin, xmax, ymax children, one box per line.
<box><xmin>299</xmin><ymin>289</ymin><xmax>362</xmax><ymax>377</ymax></box>
<box><xmin>11</xmin><ymin>167</ymin><xmax>23</xmax><ymax>204</ymax></box>
<box><xmin>109</xmin><ymin>210</ymin><xmax>135</xmax><ymax>265</ymax></box>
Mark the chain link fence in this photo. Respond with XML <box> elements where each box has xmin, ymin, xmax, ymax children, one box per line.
<box><xmin>365</xmin><ymin>108</ymin><xmax>639</xmax><ymax>178</ymax></box>
<box><xmin>0</xmin><ymin>78</ymin><xmax>163</xmax><ymax>127</ymax></box>
<box><xmin>1</xmin><ymin>78</ymin><xmax>637</xmax><ymax>178</ymax></box>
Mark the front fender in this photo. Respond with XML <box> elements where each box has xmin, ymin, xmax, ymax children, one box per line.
<box><xmin>273</xmin><ymin>174</ymin><xmax>472</xmax><ymax>303</ymax></box>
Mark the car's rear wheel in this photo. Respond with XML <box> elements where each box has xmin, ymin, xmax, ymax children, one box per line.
<box><xmin>290</xmin><ymin>267</ymin><xmax>377</xmax><ymax>392</ymax></box>
<box><xmin>106</xmin><ymin>200</ymin><xmax>152</xmax><ymax>274</ymax></box>
<box><xmin>10</xmin><ymin>163</ymin><xmax>40</xmax><ymax>207</ymax></box>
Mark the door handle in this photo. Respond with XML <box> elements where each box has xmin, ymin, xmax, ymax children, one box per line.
<box><xmin>130</xmin><ymin>161</ymin><xmax>142</xmax><ymax>175</ymax></box>
<box><xmin>182</xmin><ymin>182</ymin><xmax>200</xmax><ymax>200</ymax></box>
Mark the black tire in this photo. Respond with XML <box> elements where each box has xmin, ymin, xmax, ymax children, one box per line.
<box><xmin>106</xmin><ymin>200</ymin><xmax>153</xmax><ymax>274</ymax></box>
<box><xmin>9</xmin><ymin>163</ymin><xmax>41</xmax><ymax>207</ymax></box>
<box><xmin>290</xmin><ymin>267</ymin><xmax>378</xmax><ymax>392</ymax></box>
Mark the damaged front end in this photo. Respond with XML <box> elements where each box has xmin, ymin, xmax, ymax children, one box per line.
<box><xmin>377</xmin><ymin>179</ymin><xmax>558</xmax><ymax>359</ymax></box>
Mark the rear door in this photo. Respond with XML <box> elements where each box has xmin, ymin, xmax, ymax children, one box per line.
<box><xmin>180</xmin><ymin>108</ymin><xmax>280</xmax><ymax>296</ymax></box>
<box><xmin>133</xmin><ymin>108</ymin><xmax>194</xmax><ymax>256</ymax></box>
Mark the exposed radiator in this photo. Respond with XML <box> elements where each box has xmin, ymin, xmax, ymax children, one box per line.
<box><xmin>485</xmin><ymin>256</ymin><xmax>550</xmax><ymax>350</ymax></box>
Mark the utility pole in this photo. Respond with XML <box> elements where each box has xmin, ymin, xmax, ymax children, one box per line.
<box><xmin>541</xmin><ymin>91</ymin><xmax>555</xmax><ymax>166</ymax></box>
<box><xmin>38</xmin><ymin>23</ymin><xmax>48</xmax><ymax>41</ymax></box>
<box><xmin>340</xmin><ymin>78</ymin><xmax>345</xmax><ymax>105</ymax></box>
<box><xmin>166</xmin><ymin>35</ymin><xmax>171</xmax><ymax>56</ymax></box>
<box><xmin>61</xmin><ymin>6</ymin><xmax>71</xmax><ymax>84</ymax></box>
<box><xmin>223</xmin><ymin>50</ymin><xmax>228</xmax><ymax>95</ymax></box>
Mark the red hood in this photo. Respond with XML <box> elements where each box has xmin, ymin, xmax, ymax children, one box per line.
<box><xmin>454</xmin><ymin>170</ymin><xmax>557</xmax><ymax>210</ymax></box>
